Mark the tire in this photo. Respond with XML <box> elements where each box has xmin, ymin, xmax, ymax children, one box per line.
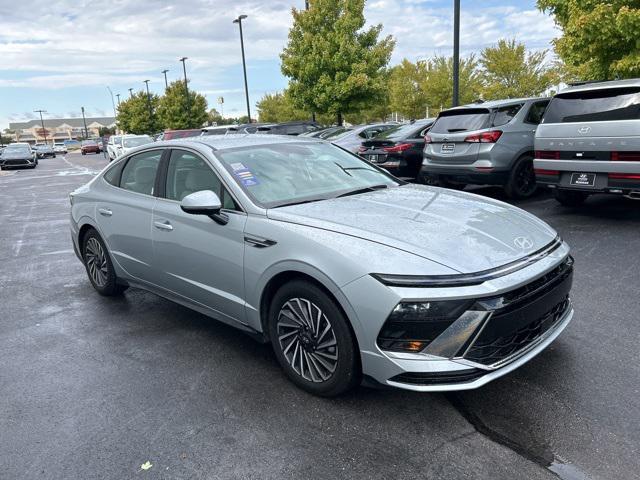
<box><xmin>268</xmin><ymin>280</ymin><xmax>360</xmax><ymax>396</ymax></box>
<box><xmin>82</xmin><ymin>229</ymin><xmax>128</xmax><ymax>296</ymax></box>
<box><xmin>554</xmin><ymin>189</ymin><xmax>589</xmax><ymax>207</ymax></box>
<box><xmin>82</xmin><ymin>151</ymin><xmax>86</xmax><ymax>155</ymax></box>
<box><xmin>505</xmin><ymin>155</ymin><xmax>537</xmax><ymax>199</ymax></box>
<box><xmin>53</xmin><ymin>154</ymin><xmax>56</xmax><ymax>158</ymax></box>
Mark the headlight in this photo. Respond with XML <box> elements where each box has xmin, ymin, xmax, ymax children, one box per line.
<box><xmin>377</xmin><ymin>300</ymin><xmax>473</xmax><ymax>353</ymax></box>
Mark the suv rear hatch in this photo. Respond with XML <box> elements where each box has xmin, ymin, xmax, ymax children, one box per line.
<box><xmin>537</xmin><ymin>86</ymin><xmax>640</xmax><ymax>158</ymax></box>
<box><xmin>426</xmin><ymin>108</ymin><xmax>492</xmax><ymax>164</ymax></box>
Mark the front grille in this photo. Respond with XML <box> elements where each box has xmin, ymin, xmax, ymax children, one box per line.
<box><xmin>464</xmin><ymin>297</ymin><xmax>570</xmax><ymax>366</ymax></box>
<box><xmin>390</xmin><ymin>368</ymin><xmax>486</xmax><ymax>386</ymax></box>
<box><xmin>462</xmin><ymin>256</ymin><xmax>573</xmax><ymax>366</ymax></box>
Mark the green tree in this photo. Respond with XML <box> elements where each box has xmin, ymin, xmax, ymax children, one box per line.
<box><xmin>424</xmin><ymin>55</ymin><xmax>483</xmax><ymax>110</ymax></box>
<box><xmin>98</xmin><ymin>126</ymin><xmax>116</xmax><ymax>136</ymax></box>
<box><xmin>281</xmin><ymin>0</ymin><xmax>395</xmax><ymax>125</ymax></box>
<box><xmin>388</xmin><ymin>59</ymin><xmax>429</xmax><ymax>119</ymax></box>
<box><xmin>256</xmin><ymin>91</ymin><xmax>312</xmax><ymax>123</ymax></box>
<box><xmin>117</xmin><ymin>91</ymin><xmax>162</xmax><ymax>134</ymax></box>
<box><xmin>157</xmin><ymin>80</ymin><xmax>208</xmax><ymax>130</ymax></box>
<box><xmin>538</xmin><ymin>0</ymin><xmax>640</xmax><ymax>80</ymax></box>
<box><xmin>480</xmin><ymin>39</ymin><xmax>559</xmax><ymax>100</ymax></box>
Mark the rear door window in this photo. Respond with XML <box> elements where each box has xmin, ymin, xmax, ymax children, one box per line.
<box><xmin>543</xmin><ymin>87</ymin><xmax>640</xmax><ymax>123</ymax></box>
<box><xmin>492</xmin><ymin>104</ymin><xmax>523</xmax><ymax>127</ymax></box>
<box><xmin>430</xmin><ymin>109</ymin><xmax>491</xmax><ymax>134</ymax></box>
<box><xmin>524</xmin><ymin>101</ymin><xmax>550</xmax><ymax>125</ymax></box>
<box><xmin>119</xmin><ymin>150</ymin><xmax>162</xmax><ymax>196</ymax></box>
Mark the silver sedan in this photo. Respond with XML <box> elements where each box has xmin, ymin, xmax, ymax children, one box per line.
<box><xmin>70</xmin><ymin>135</ymin><xmax>574</xmax><ymax>396</ymax></box>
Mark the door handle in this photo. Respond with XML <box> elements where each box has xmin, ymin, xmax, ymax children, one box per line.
<box><xmin>98</xmin><ymin>208</ymin><xmax>112</xmax><ymax>217</ymax></box>
<box><xmin>154</xmin><ymin>221</ymin><xmax>173</xmax><ymax>231</ymax></box>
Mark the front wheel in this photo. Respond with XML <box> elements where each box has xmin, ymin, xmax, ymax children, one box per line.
<box><xmin>506</xmin><ymin>155</ymin><xmax>537</xmax><ymax>199</ymax></box>
<box><xmin>268</xmin><ymin>280</ymin><xmax>360</xmax><ymax>396</ymax></box>
<box><xmin>82</xmin><ymin>229</ymin><xmax>128</xmax><ymax>296</ymax></box>
<box><xmin>554</xmin><ymin>189</ymin><xmax>589</xmax><ymax>207</ymax></box>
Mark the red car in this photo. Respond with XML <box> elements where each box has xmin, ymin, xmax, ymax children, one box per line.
<box><xmin>80</xmin><ymin>140</ymin><xmax>100</xmax><ymax>155</ymax></box>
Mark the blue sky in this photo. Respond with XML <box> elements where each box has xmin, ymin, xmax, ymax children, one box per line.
<box><xmin>0</xmin><ymin>0</ymin><xmax>558</xmax><ymax>130</ymax></box>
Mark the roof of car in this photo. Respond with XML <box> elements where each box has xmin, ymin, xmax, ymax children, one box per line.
<box><xmin>559</xmin><ymin>78</ymin><xmax>640</xmax><ymax>94</ymax></box>
<box><xmin>447</xmin><ymin>97</ymin><xmax>545</xmax><ymax>111</ymax></box>
<box><xmin>158</xmin><ymin>134</ymin><xmax>322</xmax><ymax>151</ymax></box>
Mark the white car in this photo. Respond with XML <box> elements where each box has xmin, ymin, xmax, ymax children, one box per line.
<box><xmin>107</xmin><ymin>135</ymin><xmax>122</xmax><ymax>161</ymax></box>
<box><xmin>53</xmin><ymin>142</ymin><xmax>68</xmax><ymax>154</ymax></box>
<box><xmin>120</xmin><ymin>135</ymin><xmax>153</xmax><ymax>157</ymax></box>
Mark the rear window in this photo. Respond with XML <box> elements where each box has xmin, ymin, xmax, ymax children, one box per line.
<box><xmin>543</xmin><ymin>87</ymin><xmax>640</xmax><ymax>123</ymax></box>
<box><xmin>430</xmin><ymin>109</ymin><xmax>491</xmax><ymax>134</ymax></box>
<box><xmin>376</xmin><ymin>122</ymin><xmax>431</xmax><ymax>140</ymax></box>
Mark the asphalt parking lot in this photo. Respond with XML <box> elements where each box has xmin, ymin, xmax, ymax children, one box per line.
<box><xmin>1</xmin><ymin>151</ymin><xmax>639</xmax><ymax>480</ymax></box>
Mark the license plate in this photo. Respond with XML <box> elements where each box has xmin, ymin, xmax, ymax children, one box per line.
<box><xmin>367</xmin><ymin>154</ymin><xmax>379</xmax><ymax>162</ymax></box>
<box><xmin>441</xmin><ymin>143</ymin><xmax>455</xmax><ymax>153</ymax></box>
<box><xmin>570</xmin><ymin>172</ymin><xmax>596</xmax><ymax>187</ymax></box>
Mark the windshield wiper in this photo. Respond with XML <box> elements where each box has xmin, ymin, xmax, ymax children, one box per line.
<box><xmin>335</xmin><ymin>184</ymin><xmax>389</xmax><ymax>198</ymax></box>
<box><xmin>274</xmin><ymin>198</ymin><xmax>325</xmax><ymax>208</ymax></box>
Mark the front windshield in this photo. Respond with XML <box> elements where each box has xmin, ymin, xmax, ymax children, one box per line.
<box><xmin>123</xmin><ymin>136</ymin><xmax>152</xmax><ymax>147</ymax></box>
<box><xmin>3</xmin><ymin>146</ymin><xmax>30</xmax><ymax>155</ymax></box>
<box><xmin>216</xmin><ymin>142</ymin><xmax>400</xmax><ymax>208</ymax></box>
<box><xmin>81</xmin><ymin>141</ymin><xmax>96</xmax><ymax>146</ymax></box>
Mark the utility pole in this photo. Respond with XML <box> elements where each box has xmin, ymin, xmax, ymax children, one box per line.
<box><xmin>233</xmin><ymin>15</ymin><xmax>251</xmax><ymax>123</ymax></box>
<box><xmin>179</xmin><ymin>57</ymin><xmax>190</xmax><ymax>115</ymax></box>
<box><xmin>143</xmin><ymin>80</ymin><xmax>153</xmax><ymax>131</ymax></box>
<box><xmin>128</xmin><ymin>88</ymin><xmax>134</xmax><ymax>98</ymax></box>
<box><xmin>81</xmin><ymin>107</ymin><xmax>89</xmax><ymax>139</ymax></box>
<box><xmin>162</xmin><ymin>69</ymin><xmax>169</xmax><ymax>89</ymax></box>
<box><xmin>452</xmin><ymin>0</ymin><xmax>460</xmax><ymax>107</ymax></box>
<box><xmin>116</xmin><ymin>94</ymin><xmax>121</xmax><ymax>106</ymax></box>
<box><xmin>34</xmin><ymin>109</ymin><xmax>48</xmax><ymax>145</ymax></box>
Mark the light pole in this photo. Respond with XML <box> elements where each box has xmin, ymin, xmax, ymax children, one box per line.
<box><xmin>81</xmin><ymin>107</ymin><xmax>89</xmax><ymax>139</ymax></box>
<box><xmin>128</xmin><ymin>88</ymin><xmax>134</xmax><ymax>98</ymax></box>
<box><xmin>34</xmin><ymin>109</ymin><xmax>47</xmax><ymax>144</ymax></box>
<box><xmin>116</xmin><ymin>93</ymin><xmax>121</xmax><ymax>106</ymax></box>
<box><xmin>233</xmin><ymin>15</ymin><xmax>251</xmax><ymax>123</ymax></box>
<box><xmin>162</xmin><ymin>69</ymin><xmax>169</xmax><ymax>89</ymax></box>
<box><xmin>179</xmin><ymin>57</ymin><xmax>190</xmax><ymax>114</ymax></box>
<box><xmin>143</xmin><ymin>80</ymin><xmax>153</xmax><ymax>130</ymax></box>
<box><xmin>452</xmin><ymin>0</ymin><xmax>460</xmax><ymax>107</ymax></box>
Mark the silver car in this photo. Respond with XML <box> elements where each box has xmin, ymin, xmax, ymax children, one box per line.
<box><xmin>70</xmin><ymin>136</ymin><xmax>574</xmax><ymax>396</ymax></box>
<box><xmin>423</xmin><ymin>98</ymin><xmax>550</xmax><ymax>198</ymax></box>
<box><xmin>534</xmin><ymin>78</ymin><xmax>640</xmax><ymax>205</ymax></box>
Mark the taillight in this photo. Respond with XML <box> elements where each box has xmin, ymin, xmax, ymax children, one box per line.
<box><xmin>464</xmin><ymin>130</ymin><xmax>502</xmax><ymax>143</ymax></box>
<box><xmin>609</xmin><ymin>173</ymin><xmax>640</xmax><ymax>180</ymax></box>
<box><xmin>534</xmin><ymin>168</ymin><xmax>560</xmax><ymax>176</ymax></box>
<box><xmin>535</xmin><ymin>150</ymin><xmax>561</xmax><ymax>160</ymax></box>
<box><xmin>383</xmin><ymin>143</ymin><xmax>413</xmax><ymax>153</ymax></box>
<box><xmin>611</xmin><ymin>152</ymin><xmax>640</xmax><ymax>161</ymax></box>
<box><xmin>358</xmin><ymin>145</ymin><xmax>368</xmax><ymax>153</ymax></box>
<box><xmin>424</xmin><ymin>135</ymin><xmax>432</xmax><ymax>144</ymax></box>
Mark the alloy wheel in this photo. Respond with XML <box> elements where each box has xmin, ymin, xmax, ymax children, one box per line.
<box><xmin>85</xmin><ymin>237</ymin><xmax>108</xmax><ymax>287</ymax></box>
<box><xmin>515</xmin><ymin>160</ymin><xmax>536</xmax><ymax>196</ymax></box>
<box><xmin>276</xmin><ymin>298</ymin><xmax>338</xmax><ymax>383</ymax></box>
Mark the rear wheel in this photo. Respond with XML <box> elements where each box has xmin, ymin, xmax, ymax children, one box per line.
<box><xmin>268</xmin><ymin>280</ymin><xmax>360</xmax><ymax>396</ymax></box>
<box><xmin>506</xmin><ymin>155</ymin><xmax>537</xmax><ymax>199</ymax></box>
<box><xmin>82</xmin><ymin>229</ymin><xmax>128</xmax><ymax>296</ymax></box>
<box><xmin>554</xmin><ymin>189</ymin><xmax>589</xmax><ymax>207</ymax></box>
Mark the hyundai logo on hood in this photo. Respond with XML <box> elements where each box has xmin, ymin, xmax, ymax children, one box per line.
<box><xmin>514</xmin><ymin>236</ymin><xmax>534</xmax><ymax>250</ymax></box>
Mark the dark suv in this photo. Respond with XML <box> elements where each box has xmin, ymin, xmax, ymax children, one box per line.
<box><xmin>422</xmin><ymin>97</ymin><xmax>550</xmax><ymax>198</ymax></box>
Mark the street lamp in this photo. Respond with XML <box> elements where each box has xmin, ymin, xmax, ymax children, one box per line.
<box><xmin>143</xmin><ymin>80</ymin><xmax>153</xmax><ymax>129</ymax></box>
<box><xmin>179</xmin><ymin>57</ymin><xmax>190</xmax><ymax>114</ymax></box>
<box><xmin>233</xmin><ymin>15</ymin><xmax>251</xmax><ymax>123</ymax></box>
<box><xmin>452</xmin><ymin>0</ymin><xmax>460</xmax><ymax>107</ymax></box>
<box><xmin>128</xmin><ymin>88</ymin><xmax>134</xmax><ymax>98</ymax></box>
<box><xmin>81</xmin><ymin>107</ymin><xmax>89</xmax><ymax>139</ymax></box>
<box><xmin>162</xmin><ymin>69</ymin><xmax>169</xmax><ymax>89</ymax></box>
<box><xmin>116</xmin><ymin>93</ymin><xmax>121</xmax><ymax>106</ymax></box>
<box><xmin>107</xmin><ymin>86</ymin><xmax>117</xmax><ymax>119</ymax></box>
<box><xmin>34</xmin><ymin>109</ymin><xmax>47</xmax><ymax>144</ymax></box>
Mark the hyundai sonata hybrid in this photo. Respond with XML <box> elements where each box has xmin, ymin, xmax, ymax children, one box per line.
<box><xmin>70</xmin><ymin>135</ymin><xmax>574</xmax><ymax>396</ymax></box>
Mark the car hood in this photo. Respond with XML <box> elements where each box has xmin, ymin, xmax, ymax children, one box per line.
<box><xmin>267</xmin><ymin>185</ymin><xmax>557</xmax><ymax>274</ymax></box>
<box><xmin>1</xmin><ymin>151</ymin><xmax>32</xmax><ymax>159</ymax></box>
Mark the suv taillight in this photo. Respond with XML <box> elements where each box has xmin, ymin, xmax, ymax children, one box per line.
<box><xmin>535</xmin><ymin>150</ymin><xmax>560</xmax><ymax>160</ymax></box>
<box><xmin>464</xmin><ymin>130</ymin><xmax>502</xmax><ymax>143</ymax></box>
<box><xmin>383</xmin><ymin>143</ymin><xmax>412</xmax><ymax>153</ymax></box>
<box><xmin>358</xmin><ymin>145</ymin><xmax>368</xmax><ymax>153</ymax></box>
<box><xmin>424</xmin><ymin>135</ymin><xmax>432</xmax><ymax>144</ymax></box>
<box><xmin>611</xmin><ymin>152</ymin><xmax>640</xmax><ymax>161</ymax></box>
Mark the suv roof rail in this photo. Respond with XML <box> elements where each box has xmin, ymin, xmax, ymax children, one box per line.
<box><xmin>567</xmin><ymin>79</ymin><xmax>608</xmax><ymax>86</ymax></box>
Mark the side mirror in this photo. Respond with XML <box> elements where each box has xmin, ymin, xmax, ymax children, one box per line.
<box><xmin>180</xmin><ymin>190</ymin><xmax>228</xmax><ymax>225</ymax></box>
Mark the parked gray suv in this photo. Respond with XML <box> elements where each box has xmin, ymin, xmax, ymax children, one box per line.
<box><xmin>422</xmin><ymin>97</ymin><xmax>550</xmax><ymax>198</ymax></box>
<box><xmin>534</xmin><ymin>78</ymin><xmax>640</xmax><ymax>206</ymax></box>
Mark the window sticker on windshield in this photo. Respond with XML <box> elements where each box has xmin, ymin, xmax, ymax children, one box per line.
<box><xmin>230</xmin><ymin>163</ymin><xmax>260</xmax><ymax>186</ymax></box>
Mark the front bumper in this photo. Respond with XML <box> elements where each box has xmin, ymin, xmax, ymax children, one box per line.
<box><xmin>341</xmin><ymin>241</ymin><xmax>573</xmax><ymax>391</ymax></box>
<box><xmin>0</xmin><ymin>158</ymin><xmax>36</xmax><ymax>167</ymax></box>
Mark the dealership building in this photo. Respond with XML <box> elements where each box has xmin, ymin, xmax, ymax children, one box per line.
<box><xmin>8</xmin><ymin>117</ymin><xmax>116</xmax><ymax>144</ymax></box>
